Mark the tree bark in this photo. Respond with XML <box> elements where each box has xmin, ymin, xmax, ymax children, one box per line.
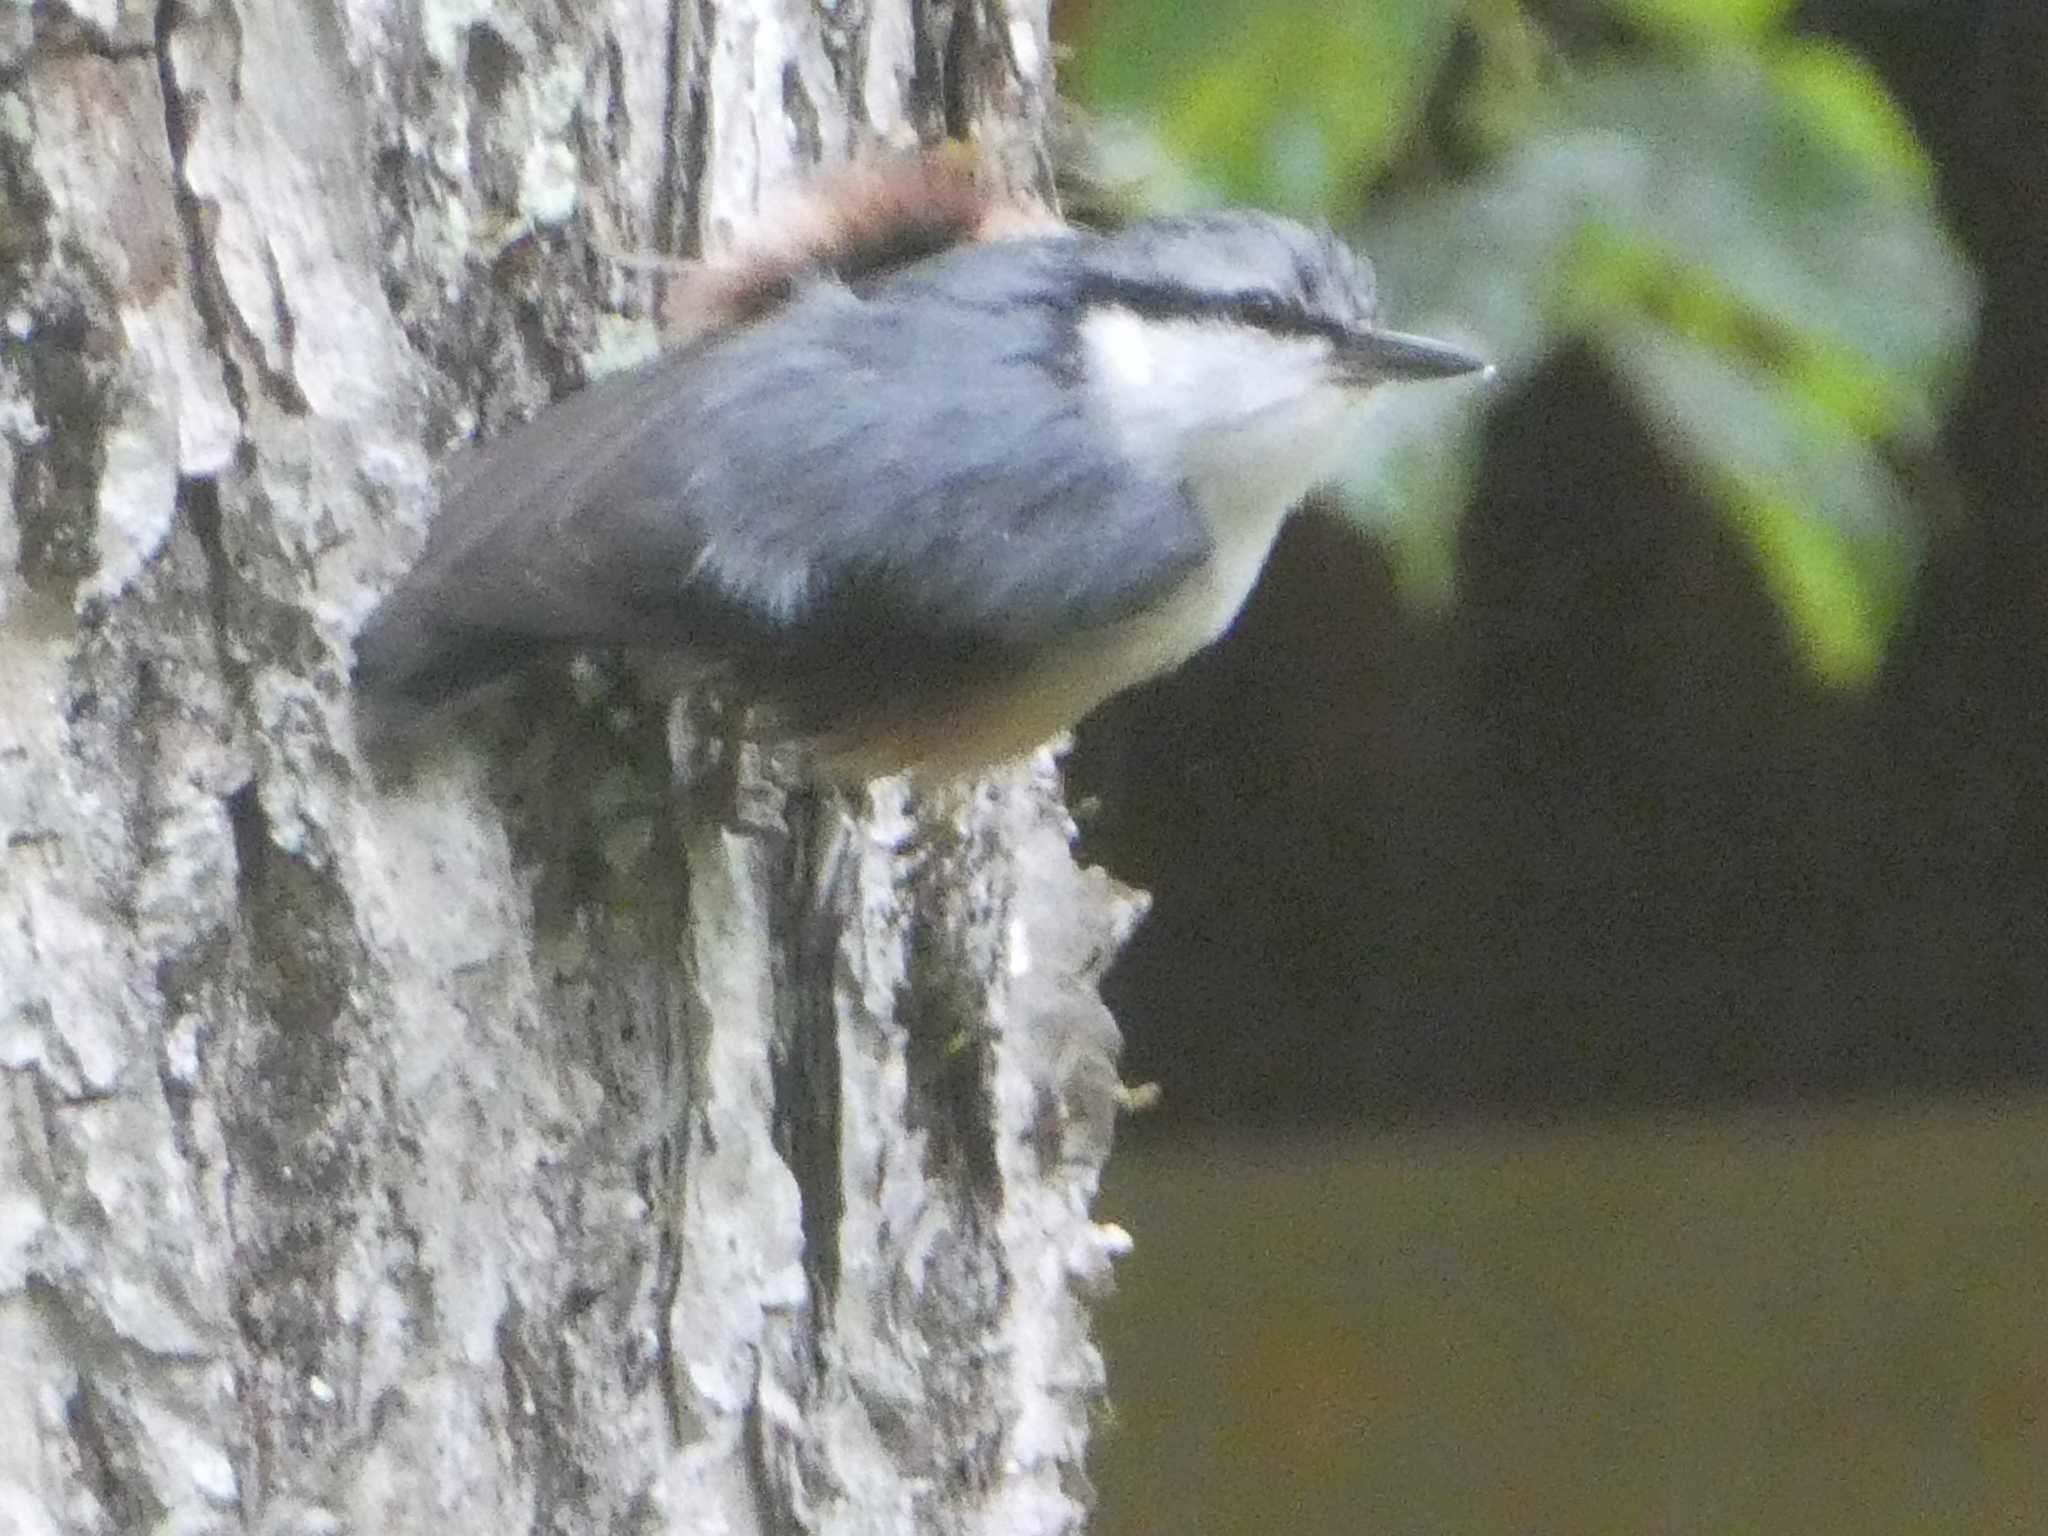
<box><xmin>0</xmin><ymin>3</ymin><xmax>1139</xmax><ymax>1531</ymax></box>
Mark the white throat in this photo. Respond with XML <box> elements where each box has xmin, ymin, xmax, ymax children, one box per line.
<box><xmin>1080</xmin><ymin>304</ymin><xmax>1371</xmax><ymax>640</ymax></box>
<box><xmin>1081</xmin><ymin>304</ymin><xmax>1366</xmax><ymax>517</ymax></box>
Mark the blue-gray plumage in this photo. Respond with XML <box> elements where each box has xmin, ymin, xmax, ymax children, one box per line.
<box><xmin>353</xmin><ymin>209</ymin><xmax>1485</xmax><ymax>782</ymax></box>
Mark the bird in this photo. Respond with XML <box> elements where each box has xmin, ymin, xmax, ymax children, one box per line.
<box><xmin>353</xmin><ymin>155</ymin><xmax>1487</xmax><ymax>786</ymax></box>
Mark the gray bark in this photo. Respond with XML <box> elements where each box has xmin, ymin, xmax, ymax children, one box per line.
<box><xmin>0</xmin><ymin>2</ymin><xmax>1141</xmax><ymax>1531</ymax></box>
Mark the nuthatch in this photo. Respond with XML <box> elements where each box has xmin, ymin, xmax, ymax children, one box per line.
<box><xmin>353</xmin><ymin>157</ymin><xmax>1487</xmax><ymax>784</ymax></box>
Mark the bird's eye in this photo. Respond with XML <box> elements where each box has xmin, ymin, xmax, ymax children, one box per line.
<box><xmin>1233</xmin><ymin>291</ymin><xmax>1290</xmax><ymax>326</ymax></box>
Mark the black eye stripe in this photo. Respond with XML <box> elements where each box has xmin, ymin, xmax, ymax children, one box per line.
<box><xmin>1081</xmin><ymin>276</ymin><xmax>1347</xmax><ymax>341</ymax></box>
<box><xmin>1222</xmin><ymin>292</ymin><xmax>1346</xmax><ymax>339</ymax></box>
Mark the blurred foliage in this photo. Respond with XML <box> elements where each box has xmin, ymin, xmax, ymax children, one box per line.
<box><xmin>1055</xmin><ymin>0</ymin><xmax>1977</xmax><ymax>683</ymax></box>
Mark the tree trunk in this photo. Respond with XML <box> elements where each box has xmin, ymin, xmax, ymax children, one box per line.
<box><xmin>0</xmin><ymin>3</ymin><xmax>1139</xmax><ymax>1530</ymax></box>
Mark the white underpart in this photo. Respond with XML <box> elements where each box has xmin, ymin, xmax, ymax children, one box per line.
<box><xmin>1078</xmin><ymin>305</ymin><xmax>1369</xmax><ymax>664</ymax></box>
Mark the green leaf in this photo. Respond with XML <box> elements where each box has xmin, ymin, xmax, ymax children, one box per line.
<box><xmin>1602</xmin><ymin>0</ymin><xmax>1797</xmax><ymax>47</ymax></box>
<box><xmin>1063</xmin><ymin>0</ymin><xmax>1462</xmax><ymax>214</ymax></box>
<box><xmin>1354</xmin><ymin>55</ymin><xmax>1974</xmax><ymax>679</ymax></box>
<box><xmin>1771</xmin><ymin>38</ymin><xmax>1936</xmax><ymax>196</ymax></box>
<box><xmin>1063</xmin><ymin>4</ymin><xmax>1974</xmax><ymax>682</ymax></box>
<box><xmin>1594</xmin><ymin>318</ymin><xmax>1918</xmax><ymax>684</ymax></box>
<box><xmin>1342</xmin><ymin>383</ymin><xmax>1491</xmax><ymax>611</ymax></box>
<box><xmin>1549</xmin><ymin>59</ymin><xmax>1972</xmax><ymax>411</ymax></box>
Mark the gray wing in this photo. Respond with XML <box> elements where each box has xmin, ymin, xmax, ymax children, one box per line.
<box><xmin>354</xmin><ymin>251</ymin><xmax>1212</xmax><ymax>738</ymax></box>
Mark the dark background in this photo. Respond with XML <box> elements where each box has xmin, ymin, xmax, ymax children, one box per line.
<box><xmin>1072</xmin><ymin>0</ymin><xmax>2048</xmax><ymax>1135</ymax></box>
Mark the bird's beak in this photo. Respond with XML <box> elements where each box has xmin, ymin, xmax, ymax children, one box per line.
<box><xmin>1338</xmin><ymin>326</ymin><xmax>1489</xmax><ymax>383</ymax></box>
